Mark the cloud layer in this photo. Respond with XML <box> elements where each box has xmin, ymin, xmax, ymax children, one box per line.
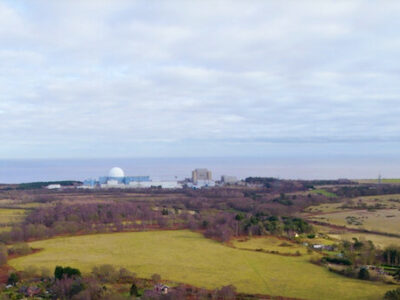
<box><xmin>1</xmin><ymin>0</ymin><xmax>400</xmax><ymax>158</ymax></box>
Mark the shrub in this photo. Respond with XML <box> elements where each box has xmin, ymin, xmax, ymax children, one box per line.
<box><xmin>0</xmin><ymin>244</ymin><xmax>7</xmax><ymax>266</ymax></box>
<box><xmin>8</xmin><ymin>243</ymin><xmax>32</xmax><ymax>256</ymax></box>
<box><xmin>54</xmin><ymin>266</ymin><xmax>81</xmax><ymax>280</ymax></box>
<box><xmin>151</xmin><ymin>273</ymin><xmax>161</xmax><ymax>283</ymax></box>
<box><xmin>323</xmin><ymin>257</ymin><xmax>352</xmax><ymax>265</ymax></box>
<box><xmin>23</xmin><ymin>265</ymin><xmax>38</xmax><ymax>278</ymax></box>
<box><xmin>7</xmin><ymin>273</ymin><xmax>19</xmax><ymax>286</ymax></box>
<box><xmin>130</xmin><ymin>283</ymin><xmax>140</xmax><ymax>297</ymax></box>
<box><xmin>384</xmin><ymin>287</ymin><xmax>400</xmax><ymax>300</ymax></box>
<box><xmin>52</xmin><ymin>277</ymin><xmax>84</xmax><ymax>299</ymax></box>
<box><xmin>217</xmin><ymin>285</ymin><xmax>236</xmax><ymax>299</ymax></box>
<box><xmin>358</xmin><ymin>267</ymin><xmax>370</xmax><ymax>280</ymax></box>
<box><xmin>118</xmin><ymin>267</ymin><xmax>136</xmax><ymax>282</ymax></box>
<box><xmin>92</xmin><ymin>264</ymin><xmax>119</xmax><ymax>283</ymax></box>
<box><xmin>40</xmin><ymin>267</ymin><xmax>51</xmax><ymax>278</ymax></box>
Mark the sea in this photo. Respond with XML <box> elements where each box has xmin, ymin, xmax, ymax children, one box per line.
<box><xmin>1</xmin><ymin>156</ymin><xmax>400</xmax><ymax>184</ymax></box>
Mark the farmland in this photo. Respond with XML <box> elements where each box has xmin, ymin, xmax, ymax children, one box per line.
<box><xmin>232</xmin><ymin>235</ymin><xmax>310</xmax><ymax>255</ymax></box>
<box><xmin>308</xmin><ymin>209</ymin><xmax>400</xmax><ymax>235</ymax></box>
<box><xmin>303</xmin><ymin>194</ymin><xmax>400</xmax><ymax>236</ymax></box>
<box><xmin>9</xmin><ymin>230</ymin><xmax>392</xmax><ymax>300</ymax></box>
<box><xmin>0</xmin><ymin>208</ymin><xmax>26</xmax><ymax>226</ymax></box>
<box><xmin>328</xmin><ymin>232</ymin><xmax>400</xmax><ymax>249</ymax></box>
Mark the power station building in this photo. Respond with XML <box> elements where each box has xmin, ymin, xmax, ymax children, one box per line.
<box><xmin>189</xmin><ymin>168</ymin><xmax>214</xmax><ymax>188</ymax></box>
<box><xmin>82</xmin><ymin>167</ymin><xmax>181</xmax><ymax>189</ymax></box>
<box><xmin>192</xmin><ymin>168</ymin><xmax>212</xmax><ymax>184</ymax></box>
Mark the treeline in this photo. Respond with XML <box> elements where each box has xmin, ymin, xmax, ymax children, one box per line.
<box><xmin>0</xmin><ymin>198</ymin><xmax>315</xmax><ymax>245</ymax></box>
<box><xmin>16</xmin><ymin>181</ymin><xmax>81</xmax><ymax>190</ymax></box>
<box><xmin>165</xmin><ymin>189</ymin><xmax>336</xmax><ymax>217</ymax></box>
<box><xmin>0</xmin><ymin>202</ymin><xmax>178</xmax><ymax>243</ymax></box>
<box><xmin>335</xmin><ymin>185</ymin><xmax>400</xmax><ymax>198</ymax></box>
<box><xmin>188</xmin><ymin>212</ymin><xmax>313</xmax><ymax>242</ymax></box>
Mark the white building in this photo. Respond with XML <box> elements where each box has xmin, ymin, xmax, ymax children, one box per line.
<box><xmin>192</xmin><ymin>168</ymin><xmax>212</xmax><ymax>184</ymax></box>
<box><xmin>221</xmin><ymin>175</ymin><xmax>238</xmax><ymax>184</ymax></box>
<box><xmin>46</xmin><ymin>184</ymin><xmax>61</xmax><ymax>190</ymax></box>
<box><xmin>83</xmin><ymin>167</ymin><xmax>181</xmax><ymax>189</ymax></box>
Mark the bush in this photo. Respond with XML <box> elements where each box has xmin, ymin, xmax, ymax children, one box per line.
<box><xmin>23</xmin><ymin>265</ymin><xmax>38</xmax><ymax>278</ymax></box>
<box><xmin>217</xmin><ymin>285</ymin><xmax>236</xmax><ymax>299</ymax></box>
<box><xmin>40</xmin><ymin>267</ymin><xmax>51</xmax><ymax>278</ymax></box>
<box><xmin>8</xmin><ymin>243</ymin><xmax>32</xmax><ymax>256</ymax></box>
<box><xmin>54</xmin><ymin>266</ymin><xmax>81</xmax><ymax>280</ymax></box>
<box><xmin>118</xmin><ymin>267</ymin><xmax>136</xmax><ymax>282</ymax></box>
<box><xmin>384</xmin><ymin>287</ymin><xmax>400</xmax><ymax>300</ymax></box>
<box><xmin>0</xmin><ymin>244</ymin><xmax>7</xmax><ymax>266</ymax></box>
<box><xmin>92</xmin><ymin>264</ymin><xmax>119</xmax><ymax>283</ymax></box>
<box><xmin>323</xmin><ymin>257</ymin><xmax>352</xmax><ymax>266</ymax></box>
<box><xmin>130</xmin><ymin>283</ymin><xmax>139</xmax><ymax>297</ymax></box>
<box><xmin>151</xmin><ymin>273</ymin><xmax>161</xmax><ymax>283</ymax></box>
<box><xmin>7</xmin><ymin>273</ymin><xmax>19</xmax><ymax>286</ymax></box>
<box><xmin>358</xmin><ymin>267</ymin><xmax>370</xmax><ymax>280</ymax></box>
<box><xmin>52</xmin><ymin>277</ymin><xmax>84</xmax><ymax>299</ymax></box>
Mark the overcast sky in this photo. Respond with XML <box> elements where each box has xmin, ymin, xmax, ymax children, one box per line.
<box><xmin>1</xmin><ymin>0</ymin><xmax>400</xmax><ymax>159</ymax></box>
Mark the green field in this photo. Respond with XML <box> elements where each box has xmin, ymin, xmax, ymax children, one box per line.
<box><xmin>357</xmin><ymin>179</ymin><xmax>400</xmax><ymax>184</ymax></box>
<box><xmin>0</xmin><ymin>208</ymin><xmax>26</xmax><ymax>225</ymax></box>
<box><xmin>9</xmin><ymin>230</ymin><xmax>392</xmax><ymax>300</ymax></box>
<box><xmin>328</xmin><ymin>232</ymin><xmax>400</xmax><ymax>249</ymax></box>
<box><xmin>232</xmin><ymin>236</ymin><xmax>309</xmax><ymax>255</ymax></box>
<box><xmin>308</xmin><ymin>208</ymin><xmax>400</xmax><ymax>235</ymax></box>
<box><xmin>310</xmin><ymin>189</ymin><xmax>337</xmax><ymax>198</ymax></box>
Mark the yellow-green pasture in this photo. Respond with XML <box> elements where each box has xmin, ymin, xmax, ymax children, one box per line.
<box><xmin>9</xmin><ymin>230</ymin><xmax>393</xmax><ymax>300</ymax></box>
<box><xmin>343</xmin><ymin>194</ymin><xmax>400</xmax><ymax>209</ymax></box>
<box><xmin>307</xmin><ymin>208</ymin><xmax>400</xmax><ymax>235</ymax></box>
<box><xmin>0</xmin><ymin>208</ymin><xmax>26</xmax><ymax>225</ymax></box>
<box><xmin>303</xmin><ymin>202</ymin><xmax>344</xmax><ymax>213</ymax></box>
<box><xmin>0</xmin><ymin>226</ymin><xmax>12</xmax><ymax>233</ymax></box>
<box><xmin>311</xmin><ymin>225</ymin><xmax>400</xmax><ymax>249</ymax></box>
<box><xmin>303</xmin><ymin>194</ymin><xmax>400</xmax><ymax>215</ymax></box>
<box><xmin>357</xmin><ymin>179</ymin><xmax>400</xmax><ymax>184</ymax></box>
<box><xmin>232</xmin><ymin>236</ymin><xmax>309</xmax><ymax>255</ymax></box>
<box><xmin>328</xmin><ymin>232</ymin><xmax>400</xmax><ymax>249</ymax></box>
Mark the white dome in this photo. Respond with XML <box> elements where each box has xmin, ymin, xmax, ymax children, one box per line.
<box><xmin>109</xmin><ymin>167</ymin><xmax>125</xmax><ymax>178</ymax></box>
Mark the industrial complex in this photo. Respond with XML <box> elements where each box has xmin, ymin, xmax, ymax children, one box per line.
<box><xmin>81</xmin><ymin>167</ymin><xmax>238</xmax><ymax>190</ymax></box>
<box><xmin>82</xmin><ymin>167</ymin><xmax>181</xmax><ymax>189</ymax></box>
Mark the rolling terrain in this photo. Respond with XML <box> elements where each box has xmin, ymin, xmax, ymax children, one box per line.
<box><xmin>9</xmin><ymin>230</ymin><xmax>393</xmax><ymax>300</ymax></box>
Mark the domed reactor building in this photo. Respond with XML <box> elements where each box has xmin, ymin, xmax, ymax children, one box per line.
<box><xmin>82</xmin><ymin>167</ymin><xmax>181</xmax><ymax>189</ymax></box>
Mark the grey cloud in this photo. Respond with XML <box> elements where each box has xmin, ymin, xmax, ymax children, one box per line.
<box><xmin>1</xmin><ymin>0</ymin><xmax>400</xmax><ymax>158</ymax></box>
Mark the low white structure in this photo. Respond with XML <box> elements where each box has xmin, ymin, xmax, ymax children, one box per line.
<box><xmin>221</xmin><ymin>175</ymin><xmax>238</xmax><ymax>184</ymax></box>
<box><xmin>46</xmin><ymin>184</ymin><xmax>61</xmax><ymax>190</ymax></box>
<box><xmin>187</xmin><ymin>179</ymin><xmax>215</xmax><ymax>189</ymax></box>
<box><xmin>129</xmin><ymin>181</ymin><xmax>182</xmax><ymax>189</ymax></box>
<box><xmin>83</xmin><ymin>167</ymin><xmax>182</xmax><ymax>189</ymax></box>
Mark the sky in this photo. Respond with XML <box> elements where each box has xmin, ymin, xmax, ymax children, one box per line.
<box><xmin>1</xmin><ymin>0</ymin><xmax>400</xmax><ymax>159</ymax></box>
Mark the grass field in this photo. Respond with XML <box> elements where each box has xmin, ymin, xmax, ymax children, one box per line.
<box><xmin>0</xmin><ymin>226</ymin><xmax>11</xmax><ymax>233</ymax></box>
<box><xmin>309</xmin><ymin>189</ymin><xmax>337</xmax><ymax>198</ymax></box>
<box><xmin>328</xmin><ymin>232</ymin><xmax>400</xmax><ymax>249</ymax></box>
<box><xmin>0</xmin><ymin>208</ymin><xmax>26</xmax><ymax>225</ymax></box>
<box><xmin>232</xmin><ymin>236</ymin><xmax>309</xmax><ymax>255</ymax></box>
<box><xmin>9</xmin><ymin>230</ymin><xmax>393</xmax><ymax>300</ymax></box>
<box><xmin>308</xmin><ymin>208</ymin><xmax>400</xmax><ymax>235</ymax></box>
<box><xmin>303</xmin><ymin>202</ymin><xmax>344</xmax><ymax>213</ymax></box>
<box><xmin>357</xmin><ymin>179</ymin><xmax>400</xmax><ymax>184</ymax></box>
